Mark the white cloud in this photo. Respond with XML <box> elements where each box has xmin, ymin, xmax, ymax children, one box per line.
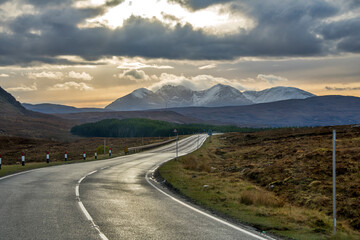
<box><xmin>257</xmin><ymin>74</ymin><xmax>288</xmax><ymax>84</ymax></box>
<box><xmin>6</xmin><ymin>83</ymin><xmax>37</xmax><ymax>92</ymax></box>
<box><xmin>114</xmin><ymin>69</ymin><xmax>158</xmax><ymax>82</ymax></box>
<box><xmin>68</xmin><ymin>71</ymin><xmax>93</xmax><ymax>81</ymax></box>
<box><xmin>117</xmin><ymin>61</ymin><xmax>173</xmax><ymax>70</ymax></box>
<box><xmin>83</xmin><ymin>0</ymin><xmax>254</xmax><ymax>35</ymax></box>
<box><xmin>27</xmin><ymin>71</ymin><xmax>64</xmax><ymax>80</ymax></box>
<box><xmin>0</xmin><ymin>74</ymin><xmax>9</xmax><ymax>77</ymax></box>
<box><xmin>149</xmin><ymin>73</ymin><xmax>245</xmax><ymax>91</ymax></box>
<box><xmin>198</xmin><ymin>64</ymin><xmax>216</xmax><ymax>70</ymax></box>
<box><xmin>49</xmin><ymin>82</ymin><xmax>93</xmax><ymax>91</ymax></box>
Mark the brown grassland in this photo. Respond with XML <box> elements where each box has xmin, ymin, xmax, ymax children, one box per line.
<box><xmin>159</xmin><ymin>125</ymin><xmax>360</xmax><ymax>239</ymax></box>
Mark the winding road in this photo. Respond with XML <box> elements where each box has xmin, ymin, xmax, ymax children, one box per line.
<box><xmin>0</xmin><ymin>135</ymin><xmax>274</xmax><ymax>240</ymax></box>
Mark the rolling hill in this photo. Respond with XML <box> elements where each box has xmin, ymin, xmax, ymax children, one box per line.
<box><xmin>0</xmin><ymin>86</ymin><xmax>73</xmax><ymax>140</ymax></box>
<box><xmin>167</xmin><ymin>95</ymin><xmax>360</xmax><ymax>127</ymax></box>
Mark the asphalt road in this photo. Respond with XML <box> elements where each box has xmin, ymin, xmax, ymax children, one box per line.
<box><xmin>0</xmin><ymin>135</ymin><xmax>274</xmax><ymax>240</ymax></box>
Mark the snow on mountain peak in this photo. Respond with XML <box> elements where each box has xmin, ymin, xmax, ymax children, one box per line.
<box><xmin>131</xmin><ymin>88</ymin><xmax>153</xmax><ymax>98</ymax></box>
<box><xmin>243</xmin><ymin>86</ymin><xmax>315</xmax><ymax>103</ymax></box>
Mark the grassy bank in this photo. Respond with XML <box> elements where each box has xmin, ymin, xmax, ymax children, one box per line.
<box><xmin>0</xmin><ymin>148</ymin><xmax>124</xmax><ymax>178</ymax></box>
<box><xmin>159</xmin><ymin>127</ymin><xmax>360</xmax><ymax>240</ymax></box>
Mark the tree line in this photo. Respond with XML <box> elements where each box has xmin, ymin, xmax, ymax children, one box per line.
<box><xmin>70</xmin><ymin>118</ymin><xmax>258</xmax><ymax>138</ymax></box>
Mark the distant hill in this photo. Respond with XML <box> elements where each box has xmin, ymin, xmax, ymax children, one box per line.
<box><xmin>22</xmin><ymin>103</ymin><xmax>108</xmax><ymax>114</ymax></box>
<box><xmin>105</xmin><ymin>84</ymin><xmax>314</xmax><ymax>111</ymax></box>
<box><xmin>167</xmin><ymin>96</ymin><xmax>360</xmax><ymax>127</ymax></box>
<box><xmin>55</xmin><ymin>110</ymin><xmax>214</xmax><ymax>125</ymax></box>
<box><xmin>0</xmin><ymin>86</ymin><xmax>73</xmax><ymax>140</ymax></box>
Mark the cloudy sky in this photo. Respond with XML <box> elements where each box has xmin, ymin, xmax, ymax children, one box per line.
<box><xmin>0</xmin><ymin>0</ymin><xmax>359</xmax><ymax>107</ymax></box>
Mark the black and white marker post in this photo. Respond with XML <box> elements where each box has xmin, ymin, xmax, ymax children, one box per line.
<box><xmin>46</xmin><ymin>151</ymin><xmax>50</xmax><ymax>164</ymax></box>
<box><xmin>21</xmin><ymin>152</ymin><xmax>25</xmax><ymax>166</ymax></box>
<box><xmin>109</xmin><ymin>148</ymin><xmax>111</xmax><ymax>157</ymax></box>
<box><xmin>83</xmin><ymin>151</ymin><xmax>86</xmax><ymax>161</ymax></box>
<box><xmin>64</xmin><ymin>151</ymin><xmax>67</xmax><ymax>161</ymax></box>
<box><xmin>95</xmin><ymin>150</ymin><xmax>97</xmax><ymax>160</ymax></box>
<box><xmin>0</xmin><ymin>154</ymin><xmax>2</xmax><ymax>170</ymax></box>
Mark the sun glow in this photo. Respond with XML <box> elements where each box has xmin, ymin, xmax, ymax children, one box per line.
<box><xmin>81</xmin><ymin>0</ymin><xmax>254</xmax><ymax>35</ymax></box>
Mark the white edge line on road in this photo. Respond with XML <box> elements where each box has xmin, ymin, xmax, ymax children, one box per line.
<box><xmin>76</xmin><ymin>170</ymin><xmax>109</xmax><ymax>240</ymax></box>
<box><xmin>145</xmin><ymin>168</ymin><xmax>273</xmax><ymax>240</ymax></box>
<box><xmin>0</xmin><ymin>169</ymin><xmax>38</xmax><ymax>181</ymax></box>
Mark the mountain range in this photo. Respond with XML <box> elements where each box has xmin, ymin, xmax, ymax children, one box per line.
<box><xmin>105</xmin><ymin>84</ymin><xmax>315</xmax><ymax>111</ymax></box>
<box><xmin>4</xmin><ymin>83</ymin><xmax>360</xmax><ymax>130</ymax></box>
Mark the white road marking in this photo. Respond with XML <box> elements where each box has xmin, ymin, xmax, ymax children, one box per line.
<box><xmin>145</xmin><ymin>167</ymin><xmax>274</xmax><ymax>240</ymax></box>
<box><xmin>87</xmin><ymin>170</ymin><xmax>97</xmax><ymax>176</ymax></box>
<box><xmin>0</xmin><ymin>169</ymin><xmax>38</xmax><ymax>181</ymax></box>
<box><xmin>76</xmin><ymin>170</ymin><xmax>109</xmax><ymax>240</ymax></box>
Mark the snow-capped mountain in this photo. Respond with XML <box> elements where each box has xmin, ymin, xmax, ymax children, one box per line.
<box><xmin>155</xmin><ymin>85</ymin><xmax>194</xmax><ymax>108</ymax></box>
<box><xmin>243</xmin><ymin>86</ymin><xmax>315</xmax><ymax>103</ymax></box>
<box><xmin>193</xmin><ymin>84</ymin><xmax>253</xmax><ymax>107</ymax></box>
<box><xmin>105</xmin><ymin>84</ymin><xmax>315</xmax><ymax>111</ymax></box>
<box><xmin>106</xmin><ymin>88</ymin><xmax>164</xmax><ymax>111</ymax></box>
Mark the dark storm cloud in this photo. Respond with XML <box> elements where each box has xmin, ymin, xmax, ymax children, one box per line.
<box><xmin>319</xmin><ymin>18</ymin><xmax>360</xmax><ymax>53</ymax></box>
<box><xmin>105</xmin><ymin>0</ymin><xmax>125</xmax><ymax>7</ymax></box>
<box><xmin>0</xmin><ymin>0</ymin><xmax>359</xmax><ymax>66</ymax></box>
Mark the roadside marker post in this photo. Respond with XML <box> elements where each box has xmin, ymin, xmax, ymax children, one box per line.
<box><xmin>21</xmin><ymin>152</ymin><xmax>25</xmax><ymax>166</ymax></box>
<box><xmin>95</xmin><ymin>150</ymin><xmax>97</xmax><ymax>160</ymax></box>
<box><xmin>109</xmin><ymin>148</ymin><xmax>111</xmax><ymax>157</ymax></box>
<box><xmin>83</xmin><ymin>151</ymin><xmax>86</xmax><ymax>161</ymax></box>
<box><xmin>333</xmin><ymin>130</ymin><xmax>337</xmax><ymax>235</ymax></box>
<box><xmin>0</xmin><ymin>154</ymin><xmax>2</xmax><ymax>170</ymax></box>
<box><xmin>65</xmin><ymin>151</ymin><xmax>67</xmax><ymax>161</ymax></box>
<box><xmin>46</xmin><ymin>151</ymin><xmax>49</xmax><ymax>164</ymax></box>
<box><xmin>208</xmin><ymin>129</ymin><xmax>213</xmax><ymax>143</ymax></box>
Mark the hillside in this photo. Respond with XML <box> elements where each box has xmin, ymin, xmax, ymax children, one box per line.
<box><xmin>159</xmin><ymin>125</ymin><xmax>360</xmax><ymax>239</ymax></box>
<box><xmin>169</xmin><ymin>95</ymin><xmax>360</xmax><ymax>127</ymax></box>
<box><xmin>22</xmin><ymin>103</ymin><xmax>107</xmax><ymax>114</ymax></box>
<box><xmin>0</xmin><ymin>86</ymin><xmax>73</xmax><ymax>140</ymax></box>
<box><xmin>55</xmin><ymin>109</ymin><xmax>214</xmax><ymax>125</ymax></box>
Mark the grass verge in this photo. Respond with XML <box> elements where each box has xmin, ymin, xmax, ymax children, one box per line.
<box><xmin>158</xmin><ymin>135</ymin><xmax>360</xmax><ymax>240</ymax></box>
<box><xmin>0</xmin><ymin>152</ymin><xmax>123</xmax><ymax>178</ymax></box>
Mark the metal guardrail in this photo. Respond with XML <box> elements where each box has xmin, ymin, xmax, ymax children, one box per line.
<box><xmin>127</xmin><ymin>138</ymin><xmax>177</xmax><ymax>154</ymax></box>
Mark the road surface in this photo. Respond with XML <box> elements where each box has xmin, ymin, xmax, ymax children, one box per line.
<box><xmin>0</xmin><ymin>135</ymin><xmax>274</xmax><ymax>240</ymax></box>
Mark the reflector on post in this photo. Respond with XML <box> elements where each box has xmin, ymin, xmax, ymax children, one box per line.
<box><xmin>21</xmin><ymin>152</ymin><xmax>25</xmax><ymax>166</ymax></box>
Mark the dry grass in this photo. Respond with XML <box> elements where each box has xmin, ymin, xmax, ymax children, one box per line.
<box><xmin>159</xmin><ymin>125</ymin><xmax>360</xmax><ymax>239</ymax></box>
<box><xmin>240</xmin><ymin>189</ymin><xmax>284</xmax><ymax>208</ymax></box>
